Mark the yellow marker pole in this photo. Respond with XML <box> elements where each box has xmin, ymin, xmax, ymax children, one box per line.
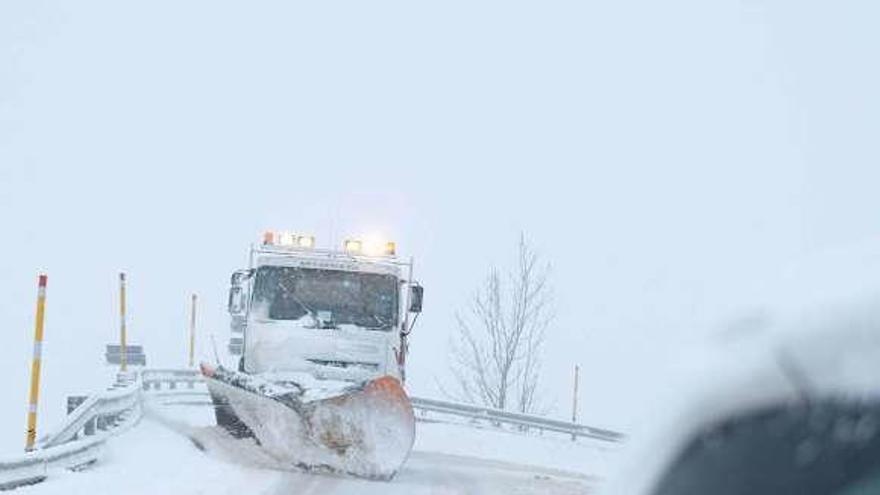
<box><xmin>571</xmin><ymin>364</ymin><xmax>580</xmax><ymax>441</ymax></box>
<box><xmin>119</xmin><ymin>273</ymin><xmax>127</xmax><ymax>372</ymax></box>
<box><xmin>188</xmin><ymin>294</ymin><xmax>197</xmax><ymax>367</ymax></box>
<box><xmin>25</xmin><ymin>274</ymin><xmax>48</xmax><ymax>451</ymax></box>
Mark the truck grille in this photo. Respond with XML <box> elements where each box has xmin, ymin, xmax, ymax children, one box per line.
<box><xmin>307</xmin><ymin>359</ymin><xmax>379</xmax><ymax>371</ymax></box>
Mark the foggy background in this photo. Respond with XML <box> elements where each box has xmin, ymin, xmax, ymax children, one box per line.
<box><xmin>2</xmin><ymin>0</ymin><xmax>878</xmax><ymax>454</ymax></box>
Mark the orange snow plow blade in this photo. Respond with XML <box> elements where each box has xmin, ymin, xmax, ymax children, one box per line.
<box><xmin>202</xmin><ymin>364</ymin><xmax>416</xmax><ymax>480</ymax></box>
<box><xmin>294</xmin><ymin>374</ymin><xmax>416</xmax><ymax>478</ymax></box>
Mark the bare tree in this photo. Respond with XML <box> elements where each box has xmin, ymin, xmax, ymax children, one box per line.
<box><xmin>448</xmin><ymin>234</ymin><xmax>552</xmax><ymax>414</ymax></box>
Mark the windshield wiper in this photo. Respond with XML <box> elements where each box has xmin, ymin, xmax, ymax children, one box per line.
<box><xmin>369</xmin><ymin>314</ymin><xmax>391</xmax><ymax>329</ymax></box>
<box><xmin>277</xmin><ymin>280</ymin><xmax>322</xmax><ymax>327</ymax></box>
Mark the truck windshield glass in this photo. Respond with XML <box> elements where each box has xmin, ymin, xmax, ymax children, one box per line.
<box><xmin>252</xmin><ymin>266</ymin><xmax>398</xmax><ymax>329</ymax></box>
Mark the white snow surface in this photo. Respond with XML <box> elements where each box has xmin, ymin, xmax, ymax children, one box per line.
<box><xmin>12</xmin><ymin>392</ymin><xmax>608</xmax><ymax>494</ymax></box>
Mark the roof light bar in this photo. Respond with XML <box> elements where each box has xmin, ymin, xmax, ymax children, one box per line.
<box><xmin>297</xmin><ymin>235</ymin><xmax>315</xmax><ymax>249</ymax></box>
<box><xmin>278</xmin><ymin>232</ymin><xmax>297</xmax><ymax>247</ymax></box>
<box><xmin>262</xmin><ymin>231</ymin><xmax>317</xmax><ymax>249</ymax></box>
<box><xmin>262</xmin><ymin>232</ymin><xmax>396</xmax><ymax>256</ymax></box>
<box><xmin>344</xmin><ymin>238</ymin><xmax>397</xmax><ymax>256</ymax></box>
<box><xmin>344</xmin><ymin>239</ymin><xmax>363</xmax><ymax>254</ymax></box>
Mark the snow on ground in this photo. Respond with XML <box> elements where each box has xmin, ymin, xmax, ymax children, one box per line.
<box><xmin>415</xmin><ymin>420</ymin><xmax>615</xmax><ymax>477</ymax></box>
<box><xmin>14</xmin><ymin>417</ymin><xmax>281</xmax><ymax>495</ymax></box>
<box><xmin>150</xmin><ymin>390</ymin><xmax>615</xmax><ymax>478</ymax></box>
<box><xmin>13</xmin><ymin>392</ymin><xmax>607</xmax><ymax>494</ymax></box>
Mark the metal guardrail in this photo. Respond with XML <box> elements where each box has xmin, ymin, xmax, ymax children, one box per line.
<box><xmin>411</xmin><ymin>397</ymin><xmax>623</xmax><ymax>442</ymax></box>
<box><xmin>0</xmin><ymin>373</ymin><xmax>143</xmax><ymax>491</ymax></box>
<box><xmin>42</xmin><ymin>376</ymin><xmax>142</xmax><ymax>449</ymax></box>
<box><xmin>140</xmin><ymin>369</ymin><xmax>623</xmax><ymax>442</ymax></box>
<box><xmin>141</xmin><ymin>369</ymin><xmax>201</xmax><ymax>391</ymax></box>
<box><xmin>0</xmin><ymin>368</ymin><xmax>622</xmax><ymax>490</ymax></box>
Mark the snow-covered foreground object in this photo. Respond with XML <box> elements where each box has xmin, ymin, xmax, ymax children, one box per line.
<box><xmin>201</xmin><ymin>363</ymin><xmax>415</xmax><ymax>480</ymax></box>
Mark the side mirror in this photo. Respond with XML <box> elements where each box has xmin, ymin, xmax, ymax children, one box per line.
<box><xmin>227</xmin><ymin>269</ymin><xmax>253</xmax><ymax>315</ymax></box>
<box><xmin>228</xmin><ymin>286</ymin><xmax>245</xmax><ymax>314</ymax></box>
<box><xmin>409</xmin><ymin>284</ymin><xmax>424</xmax><ymax>313</ymax></box>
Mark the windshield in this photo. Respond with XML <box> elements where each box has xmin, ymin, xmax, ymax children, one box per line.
<box><xmin>652</xmin><ymin>401</ymin><xmax>880</xmax><ymax>495</ymax></box>
<box><xmin>251</xmin><ymin>266</ymin><xmax>398</xmax><ymax>329</ymax></box>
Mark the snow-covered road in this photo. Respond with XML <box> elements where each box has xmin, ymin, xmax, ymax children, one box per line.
<box><xmin>14</xmin><ymin>395</ymin><xmax>611</xmax><ymax>494</ymax></box>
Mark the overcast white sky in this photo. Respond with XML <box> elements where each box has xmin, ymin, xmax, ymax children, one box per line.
<box><xmin>1</xmin><ymin>0</ymin><xmax>878</xmax><ymax>453</ymax></box>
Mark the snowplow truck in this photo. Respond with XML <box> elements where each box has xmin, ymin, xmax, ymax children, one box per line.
<box><xmin>205</xmin><ymin>232</ymin><xmax>424</xmax><ymax>480</ymax></box>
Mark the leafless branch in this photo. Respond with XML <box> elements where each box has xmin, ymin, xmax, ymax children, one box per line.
<box><xmin>447</xmin><ymin>234</ymin><xmax>553</xmax><ymax>413</ymax></box>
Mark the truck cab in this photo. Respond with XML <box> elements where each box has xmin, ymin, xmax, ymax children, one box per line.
<box><xmin>226</xmin><ymin>232</ymin><xmax>423</xmax><ymax>384</ymax></box>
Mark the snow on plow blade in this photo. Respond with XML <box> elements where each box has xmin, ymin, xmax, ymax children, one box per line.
<box><xmin>201</xmin><ymin>363</ymin><xmax>415</xmax><ymax>480</ymax></box>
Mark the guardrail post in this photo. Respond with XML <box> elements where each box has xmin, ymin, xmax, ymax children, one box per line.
<box><xmin>25</xmin><ymin>274</ymin><xmax>48</xmax><ymax>452</ymax></box>
<box><xmin>66</xmin><ymin>395</ymin><xmax>88</xmax><ymax>440</ymax></box>
<box><xmin>67</xmin><ymin>396</ymin><xmax>87</xmax><ymax>415</ymax></box>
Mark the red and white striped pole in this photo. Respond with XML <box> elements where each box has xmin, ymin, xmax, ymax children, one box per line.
<box><xmin>25</xmin><ymin>274</ymin><xmax>48</xmax><ymax>451</ymax></box>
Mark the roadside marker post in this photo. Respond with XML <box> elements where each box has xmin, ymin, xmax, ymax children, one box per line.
<box><xmin>119</xmin><ymin>273</ymin><xmax>127</xmax><ymax>372</ymax></box>
<box><xmin>571</xmin><ymin>364</ymin><xmax>580</xmax><ymax>441</ymax></box>
<box><xmin>189</xmin><ymin>294</ymin><xmax>197</xmax><ymax>368</ymax></box>
<box><xmin>25</xmin><ymin>274</ymin><xmax>48</xmax><ymax>451</ymax></box>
